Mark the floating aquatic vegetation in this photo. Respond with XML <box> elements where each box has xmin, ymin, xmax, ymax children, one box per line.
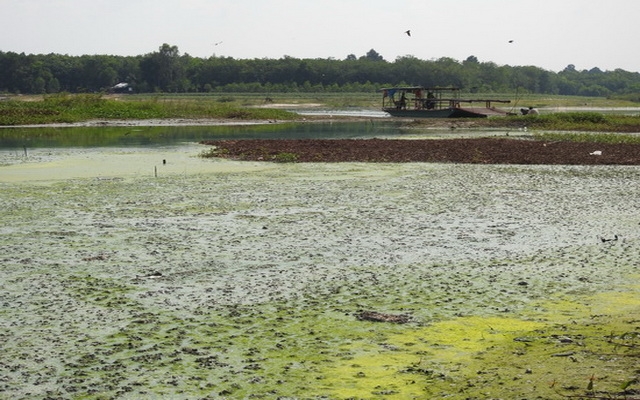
<box><xmin>1</xmin><ymin>159</ymin><xmax>640</xmax><ymax>398</ymax></box>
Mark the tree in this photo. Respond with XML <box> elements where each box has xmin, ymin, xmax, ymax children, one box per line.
<box><xmin>140</xmin><ymin>43</ymin><xmax>184</xmax><ymax>92</ymax></box>
<box><xmin>2</xmin><ymin>45</ymin><xmax>640</xmax><ymax>97</ymax></box>
<box><xmin>361</xmin><ymin>49</ymin><xmax>385</xmax><ymax>62</ymax></box>
<box><xmin>47</xmin><ymin>77</ymin><xmax>60</xmax><ymax>93</ymax></box>
<box><xmin>32</xmin><ymin>76</ymin><xmax>46</xmax><ymax>94</ymax></box>
<box><xmin>464</xmin><ymin>55</ymin><xmax>479</xmax><ymax>64</ymax></box>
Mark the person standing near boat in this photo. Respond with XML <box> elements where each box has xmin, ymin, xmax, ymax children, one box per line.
<box><xmin>426</xmin><ymin>91</ymin><xmax>435</xmax><ymax>109</ymax></box>
<box><xmin>397</xmin><ymin>92</ymin><xmax>407</xmax><ymax>110</ymax></box>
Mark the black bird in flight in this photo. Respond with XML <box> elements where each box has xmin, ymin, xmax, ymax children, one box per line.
<box><xmin>508</xmin><ymin>40</ymin><xmax>514</xmax><ymax>43</ymax></box>
<box><xmin>405</xmin><ymin>30</ymin><xmax>411</xmax><ymax>37</ymax></box>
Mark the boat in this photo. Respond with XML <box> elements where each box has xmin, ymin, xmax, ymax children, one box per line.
<box><xmin>380</xmin><ymin>86</ymin><xmax>511</xmax><ymax>118</ymax></box>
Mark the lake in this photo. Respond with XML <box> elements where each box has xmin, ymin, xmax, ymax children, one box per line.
<box><xmin>2</xmin><ymin>118</ymin><xmax>640</xmax><ymax>399</ymax></box>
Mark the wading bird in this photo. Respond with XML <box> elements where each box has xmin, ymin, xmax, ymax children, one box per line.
<box><xmin>599</xmin><ymin>234</ymin><xmax>619</xmax><ymax>243</ymax></box>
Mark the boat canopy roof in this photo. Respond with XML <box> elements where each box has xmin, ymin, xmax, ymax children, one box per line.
<box><xmin>378</xmin><ymin>86</ymin><xmax>461</xmax><ymax>92</ymax></box>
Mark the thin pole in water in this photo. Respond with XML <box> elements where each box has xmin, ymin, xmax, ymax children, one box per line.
<box><xmin>154</xmin><ymin>166</ymin><xmax>157</xmax><ymax>178</ymax></box>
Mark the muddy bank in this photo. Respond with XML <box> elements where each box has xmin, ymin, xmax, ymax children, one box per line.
<box><xmin>1</xmin><ymin>150</ymin><xmax>640</xmax><ymax>399</ymax></box>
<box><xmin>0</xmin><ymin>118</ymin><xmax>285</xmax><ymax>129</ymax></box>
<box><xmin>203</xmin><ymin>137</ymin><xmax>640</xmax><ymax>165</ymax></box>
<box><xmin>0</xmin><ymin>114</ymin><xmax>368</xmax><ymax>129</ymax></box>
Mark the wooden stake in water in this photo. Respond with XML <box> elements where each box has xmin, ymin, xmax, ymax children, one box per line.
<box><xmin>23</xmin><ymin>145</ymin><xmax>27</xmax><ymax>157</ymax></box>
<box><xmin>154</xmin><ymin>166</ymin><xmax>157</xmax><ymax>178</ymax></box>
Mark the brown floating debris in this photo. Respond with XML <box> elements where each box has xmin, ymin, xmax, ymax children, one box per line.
<box><xmin>136</xmin><ymin>271</ymin><xmax>163</xmax><ymax>279</ymax></box>
<box><xmin>551</xmin><ymin>351</ymin><xmax>576</xmax><ymax>357</ymax></box>
<box><xmin>356</xmin><ymin>311</ymin><xmax>412</xmax><ymax>324</ymax></box>
<box><xmin>82</xmin><ymin>254</ymin><xmax>109</xmax><ymax>261</ymax></box>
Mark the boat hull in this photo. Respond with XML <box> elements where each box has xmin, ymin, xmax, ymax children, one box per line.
<box><xmin>380</xmin><ymin>86</ymin><xmax>511</xmax><ymax>118</ymax></box>
<box><xmin>384</xmin><ymin>107</ymin><xmax>501</xmax><ymax>118</ymax></box>
<box><xmin>384</xmin><ymin>108</ymin><xmax>457</xmax><ymax>118</ymax></box>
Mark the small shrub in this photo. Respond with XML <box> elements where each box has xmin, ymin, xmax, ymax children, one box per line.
<box><xmin>44</xmin><ymin>93</ymin><xmax>105</xmax><ymax>108</ymax></box>
<box><xmin>273</xmin><ymin>152</ymin><xmax>298</xmax><ymax>163</ymax></box>
<box><xmin>534</xmin><ymin>131</ymin><xmax>640</xmax><ymax>144</ymax></box>
<box><xmin>198</xmin><ymin>147</ymin><xmax>228</xmax><ymax>158</ymax></box>
<box><xmin>553</xmin><ymin>112</ymin><xmax>608</xmax><ymax>124</ymax></box>
<box><xmin>225</xmin><ymin>109</ymin><xmax>251</xmax><ymax>119</ymax></box>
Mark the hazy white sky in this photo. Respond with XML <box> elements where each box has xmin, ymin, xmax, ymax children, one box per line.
<box><xmin>1</xmin><ymin>0</ymin><xmax>639</xmax><ymax>72</ymax></box>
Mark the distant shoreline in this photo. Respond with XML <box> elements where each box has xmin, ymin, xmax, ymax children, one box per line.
<box><xmin>0</xmin><ymin>114</ymin><xmax>373</xmax><ymax>128</ymax></box>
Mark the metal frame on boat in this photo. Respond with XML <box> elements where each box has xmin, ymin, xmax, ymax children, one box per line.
<box><xmin>380</xmin><ymin>86</ymin><xmax>510</xmax><ymax>118</ymax></box>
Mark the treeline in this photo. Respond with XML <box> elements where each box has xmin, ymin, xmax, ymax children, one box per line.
<box><xmin>1</xmin><ymin>43</ymin><xmax>640</xmax><ymax>99</ymax></box>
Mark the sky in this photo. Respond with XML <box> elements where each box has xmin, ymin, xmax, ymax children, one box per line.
<box><xmin>1</xmin><ymin>0</ymin><xmax>639</xmax><ymax>73</ymax></box>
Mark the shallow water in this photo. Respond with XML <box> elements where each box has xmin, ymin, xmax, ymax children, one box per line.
<box><xmin>0</xmin><ymin>120</ymin><xmax>525</xmax><ymax>152</ymax></box>
<box><xmin>1</xmin><ymin>126</ymin><xmax>640</xmax><ymax>399</ymax></box>
<box><xmin>0</xmin><ymin>144</ymin><xmax>266</xmax><ymax>182</ymax></box>
<box><xmin>0</xmin><ymin>121</ymin><xmax>400</xmax><ymax>149</ymax></box>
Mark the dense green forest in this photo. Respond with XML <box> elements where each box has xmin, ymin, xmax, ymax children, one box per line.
<box><xmin>1</xmin><ymin>43</ymin><xmax>639</xmax><ymax>100</ymax></box>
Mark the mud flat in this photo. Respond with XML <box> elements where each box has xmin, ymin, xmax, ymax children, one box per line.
<box><xmin>1</xmin><ymin>146</ymin><xmax>640</xmax><ymax>399</ymax></box>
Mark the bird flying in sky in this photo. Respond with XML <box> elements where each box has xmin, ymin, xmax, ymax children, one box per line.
<box><xmin>508</xmin><ymin>40</ymin><xmax>514</xmax><ymax>43</ymax></box>
<box><xmin>405</xmin><ymin>30</ymin><xmax>411</xmax><ymax>37</ymax></box>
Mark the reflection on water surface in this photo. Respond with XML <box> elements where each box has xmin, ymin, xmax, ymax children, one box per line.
<box><xmin>0</xmin><ymin>121</ymin><xmax>405</xmax><ymax>148</ymax></box>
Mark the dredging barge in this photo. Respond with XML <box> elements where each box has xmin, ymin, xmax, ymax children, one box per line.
<box><xmin>380</xmin><ymin>86</ymin><xmax>511</xmax><ymax>118</ymax></box>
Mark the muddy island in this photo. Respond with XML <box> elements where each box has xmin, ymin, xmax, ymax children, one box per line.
<box><xmin>201</xmin><ymin>137</ymin><xmax>640</xmax><ymax>165</ymax></box>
